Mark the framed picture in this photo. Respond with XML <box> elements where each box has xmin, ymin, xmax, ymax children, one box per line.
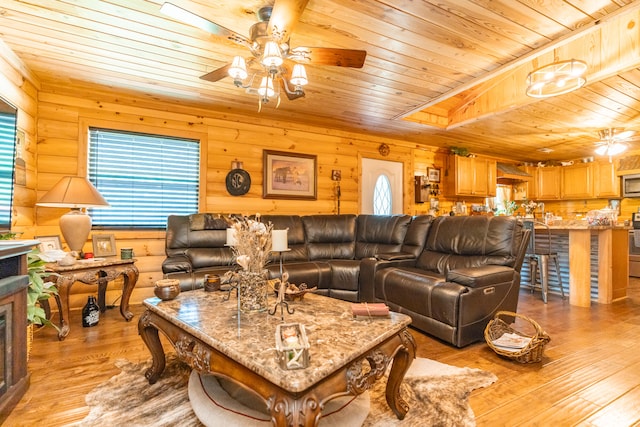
<box><xmin>331</xmin><ymin>169</ymin><xmax>342</xmax><ymax>181</ymax></box>
<box><xmin>427</xmin><ymin>167</ymin><xmax>441</xmax><ymax>183</ymax></box>
<box><xmin>263</xmin><ymin>150</ymin><xmax>317</xmax><ymax>200</ymax></box>
<box><xmin>92</xmin><ymin>234</ymin><xmax>116</xmax><ymax>257</ymax></box>
<box><xmin>36</xmin><ymin>235</ymin><xmax>62</xmax><ymax>252</ymax></box>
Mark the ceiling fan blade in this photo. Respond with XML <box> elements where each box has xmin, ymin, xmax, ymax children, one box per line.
<box><xmin>289</xmin><ymin>47</ymin><xmax>367</xmax><ymax>68</ymax></box>
<box><xmin>200</xmin><ymin>64</ymin><xmax>231</xmax><ymax>82</ymax></box>
<box><xmin>614</xmin><ymin>130</ymin><xmax>635</xmax><ymax>141</ymax></box>
<box><xmin>268</xmin><ymin>0</ymin><xmax>310</xmax><ymax>42</ymax></box>
<box><xmin>160</xmin><ymin>2</ymin><xmax>251</xmax><ymax>47</ymax></box>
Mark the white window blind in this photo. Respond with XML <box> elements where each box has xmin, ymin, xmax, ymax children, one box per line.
<box><xmin>88</xmin><ymin>128</ymin><xmax>200</xmax><ymax>228</ymax></box>
<box><xmin>0</xmin><ymin>112</ymin><xmax>17</xmax><ymax>229</ymax></box>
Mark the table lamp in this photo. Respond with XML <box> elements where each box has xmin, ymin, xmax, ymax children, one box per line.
<box><xmin>36</xmin><ymin>176</ymin><xmax>109</xmax><ymax>255</ymax></box>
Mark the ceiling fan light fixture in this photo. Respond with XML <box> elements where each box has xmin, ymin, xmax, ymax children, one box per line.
<box><xmin>526</xmin><ymin>59</ymin><xmax>587</xmax><ymax>98</ymax></box>
<box><xmin>595</xmin><ymin>142</ymin><xmax>627</xmax><ymax>156</ymax></box>
<box><xmin>290</xmin><ymin>64</ymin><xmax>308</xmax><ymax>86</ymax></box>
<box><xmin>262</xmin><ymin>41</ymin><xmax>283</xmax><ymax>67</ymax></box>
<box><xmin>228</xmin><ymin>56</ymin><xmax>248</xmax><ymax>81</ymax></box>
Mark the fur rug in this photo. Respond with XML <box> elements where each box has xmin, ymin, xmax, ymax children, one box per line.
<box><xmin>81</xmin><ymin>355</ymin><xmax>496</xmax><ymax>427</ymax></box>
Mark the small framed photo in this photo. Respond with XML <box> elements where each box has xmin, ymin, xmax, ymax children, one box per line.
<box><xmin>331</xmin><ymin>170</ymin><xmax>342</xmax><ymax>181</ymax></box>
<box><xmin>92</xmin><ymin>234</ymin><xmax>116</xmax><ymax>257</ymax></box>
<box><xmin>36</xmin><ymin>235</ymin><xmax>62</xmax><ymax>252</ymax></box>
<box><xmin>427</xmin><ymin>167</ymin><xmax>441</xmax><ymax>183</ymax></box>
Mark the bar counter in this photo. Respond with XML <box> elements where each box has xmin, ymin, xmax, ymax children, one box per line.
<box><xmin>530</xmin><ymin>221</ymin><xmax>629</xmax><ymax>307</ymax></box>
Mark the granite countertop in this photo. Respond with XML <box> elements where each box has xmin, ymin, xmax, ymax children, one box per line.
<box><xmin>541</xmin><ymin>220</ymin><xmax>631</xmax><ymax>230</ymax></box>
<box><xmin>144</xmin><ymin>291</ymin><xmax>411</xmax><ymax>392</ymax></box>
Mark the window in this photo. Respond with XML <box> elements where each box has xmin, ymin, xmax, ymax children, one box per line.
<box><xmin>0</xmin><ymin>107</ymin><xmax>17</xmax><ymax>229</ymax></box>
<box><xmin>373</xmin><ymin>174</ymin><xmax>392</xmax><ymax>215</ymax></box>
<box><xmin>88</xmin><ymin>128</ymin><xmax>200</xmax><ymax>228</ymax></box>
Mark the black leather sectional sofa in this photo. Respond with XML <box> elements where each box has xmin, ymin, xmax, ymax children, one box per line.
<box><xmin>162</xmin><ymin>213</ymin><xmax>529</xmax><ymax>347</ymax></box>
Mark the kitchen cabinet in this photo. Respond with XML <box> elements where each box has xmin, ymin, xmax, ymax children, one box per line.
<box><xmin>532</xmin><ymin>161</ymin><xmax>619</xmax><ymax>200</ymax></box>
<box><xmin>514</xmin><ymin>166</ymin><xmax>537</xmax><ymax>200</ymax></box>
<box><xmin>536</xmin><ymin>167</ymin><xmax>561</xmax><ymax>199</ymax></box>
<box><xmin>444</xmin><ymin>155</ymin><xmax>496</xmax><ymax>197</ymax></box>
<box><xmin>561</xmin><ymin>163</ymin><xmax>592</xmax><ymax>199</ymax></box>
<box><xmin>593</xmin><ymin>160</ymin><xmax>620</xmax><ymax>198</ymax></box>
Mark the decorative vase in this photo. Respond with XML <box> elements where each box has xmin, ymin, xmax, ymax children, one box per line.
<box><xmin>238</xmin><ymin>270</ymin><xmax>268</xmax><ymax>313</ymax></box>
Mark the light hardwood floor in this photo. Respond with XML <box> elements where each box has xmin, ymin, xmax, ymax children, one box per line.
<box><xmin>5</xmin><ymin>280</ymin><xmax>640</xmax><ymax>426</ymax></box>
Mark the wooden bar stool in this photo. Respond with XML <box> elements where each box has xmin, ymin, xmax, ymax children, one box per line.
<box><xmin>523</xmin><ymin>220</ymin><xmax>565</xmax><ymax>303</ymax></box>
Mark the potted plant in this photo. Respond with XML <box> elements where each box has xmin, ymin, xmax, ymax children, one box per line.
<box><xmin>27</xmin><ymin>249</ymin><xmax>60</xmax><ymax>331</ymax></box>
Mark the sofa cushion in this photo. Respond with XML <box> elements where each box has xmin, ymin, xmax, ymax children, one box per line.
<box><xmin>417</xmin><ymin>216</ymin><xmax>520</xmax><ymax>274</ymax></box>
<box><xmin>354</xmin><ymin>215</ymin><xmax>411</xmax><ymax>259</ymax></box>
<box><xmin>267</xmin><ymin>261</ymin><xmax>333</xmax><ymax>292</ymax></box>
<box><xmin>446</xmin><ymin>265</ymin><xmax>515</xmax><ymax>288</ymax></box>
<box><xmin>374</xmin><ymin>267</ymin><xmax>466</xmax><ymax>327</ymax></box>
<box><xmin>401</xmin><ymin>215</ymin><xmax>434</xmax><ymax>257</ymax></box>
<box><xmin>303</xmin><ymin>215</ymin><xmax>357</xmax><ymax>260</ymax></box>
<box><xmin>261</xmin><ymin>215</ymin><xmax>308</xmax><ymax>262</ymax></box>
<box><xmin>329</xmin><ymin>259</ymin><xmax>361</xmax><ymax>290</ymax></box>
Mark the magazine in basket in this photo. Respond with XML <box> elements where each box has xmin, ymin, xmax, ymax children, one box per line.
<box><xmin>491</xmin><ymin>332</ymin><xmax>532</xmax><ymax>351</ymax></box>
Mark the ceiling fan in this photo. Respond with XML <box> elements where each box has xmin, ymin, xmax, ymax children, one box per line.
<box><xmin>160</xmin><ymin>1</ymin><xmax>367</xmax><ymax>109</ymax></box>
<box><xmin>595</xmin><ymin>128</ymin><xmax>635</xmax><ymax>160</ymax></box>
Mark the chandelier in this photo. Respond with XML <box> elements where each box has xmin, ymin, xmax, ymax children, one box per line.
<box><xmin>227</xmin><ymin>41</ymin><xmax>308</xmax><ymax>111</ymax></box>
<box><xmin>525</xmin><ymin>59</ymin><xmax>587</xmax><ymax>98</ymax></box>
<box><xmin>595</xmin><ymin>128</ymin><xmax>634</xmax><ymax>160</ymax></box>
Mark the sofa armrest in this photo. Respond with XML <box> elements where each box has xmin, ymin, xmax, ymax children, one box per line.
<box><xmin>376</xmin><ymin>252</ymin><xmax>416</xmax><ymax>261</ymax></box>
<box><xmin>359</xmin><ymin>257</ymin><xmax>417</xmax><ymax>302</ymax></box>
<box><xmin>162</xmin><ymin>255</ymin><xmax>193</xmax><ymax>274</ymax></box>
<box><xmin>446</xmin><ymin>265</ymin><xmax>514</xmax><ymax>288</ymax></box>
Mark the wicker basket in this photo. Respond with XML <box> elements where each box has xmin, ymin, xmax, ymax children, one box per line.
<box><xmin>484</xmin><ymin>311</ymin><xmax>550</xmax><ymax>363</ymax></box>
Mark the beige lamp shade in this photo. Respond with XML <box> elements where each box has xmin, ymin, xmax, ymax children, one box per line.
<box><xmin>37</xmin><ymin>176</ymin><xmax>109</xmax><ymax>208</ymax></box>
<box><xmin>37</xmin><ymin>176</ymin><xmax>109</xmax><ymax>254</ymax></box>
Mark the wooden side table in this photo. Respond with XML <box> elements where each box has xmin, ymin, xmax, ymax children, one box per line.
<box><xmin>46</xmin><ymin>258</ymin><xmax>139</xmax><ymax>340</ymax></box>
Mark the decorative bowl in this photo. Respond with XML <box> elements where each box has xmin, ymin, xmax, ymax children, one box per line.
<box><xmin>274</xmin><ymin>283</ymin><xmax>317</xmax><ymax>301</ymax></box>
<box><xmin>154</xmin><ymin>279</ymin><xmax>180</xmax><ymax>300</ymax></box>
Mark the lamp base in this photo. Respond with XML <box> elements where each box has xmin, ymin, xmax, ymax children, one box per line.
<box><xmin>59</xmin><ymin>208</ymin><xmax>92</xmax><ymax>255</ymax></box>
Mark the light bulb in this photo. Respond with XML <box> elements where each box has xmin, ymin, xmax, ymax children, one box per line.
<box><xmin>228</xmin><ymin>56</ymin><xmax>247</xmax><ymax>80</ymax></box>
<box><xmin>257</xmin><ymin>76</ymin><xmax>275</xmax><ymax>97</ymax></box>
<box><xmin>262</xmin><ymin>41</ymin><xmax>283</xmax><ymax>67</ymax></box>
<box><xmin>290</xmin><ymin>64</ymin><xmax>308</xmax><ymax>86</ymax></box>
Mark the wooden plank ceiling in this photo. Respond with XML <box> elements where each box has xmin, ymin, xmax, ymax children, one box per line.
<box><xmin>1</xmin><ymin>0</ymin><xmax>640</xmax><ymax>162</ymax></box>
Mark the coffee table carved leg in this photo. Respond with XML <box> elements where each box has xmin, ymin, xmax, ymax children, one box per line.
<box><xmin>386</xmin><ymin>328</ymin><xmax>416</xmax><ymax>420</ymax></box>
<box><xmin>269</xmin><ymin>393</ymin><xmax>322</xmax><ymax>427</ymax></box>
<box><xmin>138</xmin><ymin>310</ymin><xmax>166</xmax><ymax>384</ymax></box>
<box><xmin>119</xmin><ymin>265</ymin><xmax>139</xmax><ymax>321</ymax></box>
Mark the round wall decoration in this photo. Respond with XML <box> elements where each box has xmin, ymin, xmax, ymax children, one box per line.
<box><xmin>225</xmin><ymin>169</ymin><xmax>251</xmax><ymax>196</ymax></box>
<box><xmin>378</xmin><ymin>143</ymin><xmax>390</xmax><ymax>156</ymax></box>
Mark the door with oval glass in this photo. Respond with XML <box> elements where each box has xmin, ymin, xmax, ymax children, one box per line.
<box><xmin>361</xmin><ymin>158</ymin><xmax>403</xmax><ymax>214</ymax></box>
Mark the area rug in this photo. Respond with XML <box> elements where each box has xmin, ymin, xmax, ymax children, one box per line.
<box><xmin>81</xmin><ymin>354</ymin><xmax>496</xmax><ymax>427</ymax></box>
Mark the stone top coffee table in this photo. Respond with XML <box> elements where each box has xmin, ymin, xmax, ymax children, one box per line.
<box><xmin>138</xmin><ymin>290</ymin><xmax>416</xmax><ymax>427</ymax></box>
